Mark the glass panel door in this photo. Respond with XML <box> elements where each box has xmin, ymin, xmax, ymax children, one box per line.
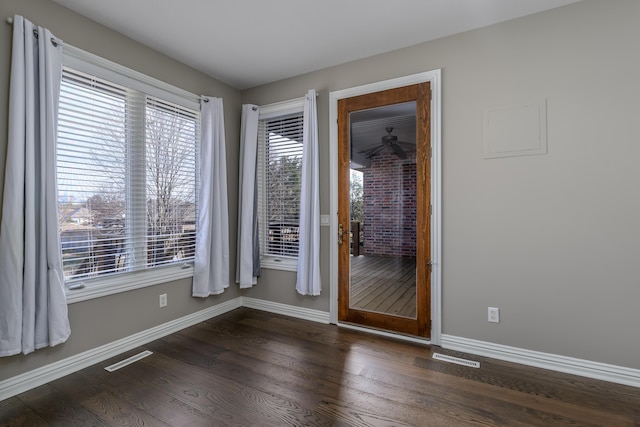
<box><xmin>337</xmin><ymin>83</ymin><xmax>431</xmax><ymax>338</ymax></box>
<box><xmin>349</xmin><ymin>103</ymin><xmax>417</xmax><ymax>319</ymax></box>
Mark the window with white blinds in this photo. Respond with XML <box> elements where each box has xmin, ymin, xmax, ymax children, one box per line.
<box><xmin>257</xmin><ymin>110</ymin><xmax>304</xmax><ymax>259</ymax></box>
<box><xmin>57</xmin><ymin>67</ymin><xmax>199</xmax><ymax>284</ymax></box>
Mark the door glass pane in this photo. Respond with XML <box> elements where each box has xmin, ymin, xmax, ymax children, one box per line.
<box><xmin>349</xmin><ymin>102</ymin><xmax>417</xmax><ymax>319</ymax></box>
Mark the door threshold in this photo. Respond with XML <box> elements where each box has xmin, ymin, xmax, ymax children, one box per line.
<box><xmin>337</xmin><ymin>321</ymin><xmax>431</xmax><ymax>345</ymax></box>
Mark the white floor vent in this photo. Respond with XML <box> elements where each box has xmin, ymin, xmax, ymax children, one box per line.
<box><xmin>433</xmin><ymin>352</ymin><xmax>480</xmax><ymax>368</ymax></box>
<box><xmin>104</xmin><ymin>350</ymin><xmax>153</xmax><ymax>372</ymax></box>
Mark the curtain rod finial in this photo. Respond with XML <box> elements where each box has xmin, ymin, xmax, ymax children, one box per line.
<box><xmin>6</xmin><ymin>16</ymin><xmax>14</xmax><ymax>24</ymax></box>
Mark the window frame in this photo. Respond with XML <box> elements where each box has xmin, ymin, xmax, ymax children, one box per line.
<box><xmin>257</xmin><ymin>98</ymin><xmax>305</xmax><ymax>272</ymax></box>
<box><xmin>61</xmin><ymin>46</ymin><xmax>201</xmax><ymax>304</ymax></box>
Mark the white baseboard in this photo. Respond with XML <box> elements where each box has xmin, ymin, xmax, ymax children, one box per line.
<box><xmin>441</xmin><ymin>334</ymin><xmax>640</xmax><ymax>388</ymax></box>
<box><xmin>0</xmin><ymin>298</ymin><xmax>242</xmax><ymax>401</ymax></box>
<box><xmin>241</xmin><ymin>297</ymin><xmax>331</xmax><ymax>324</ymax></box>
<box><xmin>4</xmin><ymin>302</ymin><xmax>638</xmax><ymax>402</ymax></box>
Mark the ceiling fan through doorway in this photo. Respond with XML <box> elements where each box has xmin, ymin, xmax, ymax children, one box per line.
<box><xmin>359</xmin><ymin>126</ymin><xmax>414</xmax><ymax>159</ymax></box>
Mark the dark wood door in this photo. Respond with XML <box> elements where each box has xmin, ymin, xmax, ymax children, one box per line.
<box><xmin>338</xmin><ymin>83</ymin><xmax>431</xmax><ymax>337</ymax></box>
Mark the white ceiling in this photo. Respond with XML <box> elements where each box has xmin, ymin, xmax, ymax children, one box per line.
<box><xmin>53</xmin><ymin>0</ymin><xmax>581</xmax><ymax>90</ymax></box>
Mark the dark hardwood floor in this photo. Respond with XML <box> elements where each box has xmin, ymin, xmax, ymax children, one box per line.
<box><xmin>2</xmin><ymin>308</ymin><xmax>639</xmax><ymax>426</ymax></box>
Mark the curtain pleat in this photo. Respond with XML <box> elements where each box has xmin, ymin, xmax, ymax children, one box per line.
<box><xmin>0</xmin><ymin>15</ymin><xmax>70</xmax><ymax>356</ymax></box>
<box><xmin>296</xmin><ymin>90</ymin><xmax>321</xmax><ymax>295</ymax></box>
<box><xmin>236</xmin><ymin>105</ymin><xmax>260</xmax><ymax>288</ymax></box>
<box><xmin>193</xmin><ymin>97</ymin><xmax>229</xmax><ymax>296</ymax></box>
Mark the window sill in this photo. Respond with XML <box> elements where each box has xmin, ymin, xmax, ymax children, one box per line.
<box><xmin>261</xmin><ymin>256</ymin><xmax>298</xmax><ymax>272</ymax></box>
<box><xmin>65</xmin><ymin>263</ymin><xmax>193</xmax><ymax>304</ymax></box>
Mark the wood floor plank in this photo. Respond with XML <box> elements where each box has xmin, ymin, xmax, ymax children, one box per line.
<box><xmin>177</xmin><ymin>319</ymin><xmax>559</xmax><ymax>426</ymax></box>
<box><xmin>79</xmin><ymin>390</ymin><xmax>172</xmax><ymax>427</ymax></box>
<box><xmin>0</xmin><ymin>397</ymin><xmax>49</xmax><ymax>427</ymax></box>
<box><xmin>361</xmin><ymin>363</ymin><xmax>626</xmax><ymax>427</ymax></box>
<box><xmin>155</xmin><ymin>332</ymin><xmax>337</xmax><ymax>426</ymax></box>
<box><xmin>16</xmin><ymin>383</ymin><xmax>110</xmax><ymax>427</ymax></box>
<box><xmin>4</xmin><ymin>308</ymin><xmax>640</xmax><ymax>426</ymax></box>
<box><xmin>174</xmin><ymin>318</ymin><xmax>468</xmax><ymax>425</ymax></box>
<box><xmin>150</xmin><ymin>352</ymin><xmax>329</xmax><ymax>426</ymax></box>
<box><xmin>415</xmin><ymin>352</ymin><xmax>640</xmax><ymax>418</ymax></box>
<box><xmin>73</xmin><ymin>365</ymin><xmax>224</xmax><ymax>427</ymax></box>
<box><xmin>41</xmin><ymin>372</ymin><xmax>173</xmax><ymax>427</ymax></box>
<box><xmin>222</xmin><ymin>312</ymin><xmax>637</xmax><ymax>425</ymax></box>
<box><xmin>350</xmin><ymin>255</ymin><xmax>417</xmax><ymax>317</ymax></box>
<box><xmin>126</xmin><ymin>352</ymin><xmax>265</xmax><ymax>426</ymax></box>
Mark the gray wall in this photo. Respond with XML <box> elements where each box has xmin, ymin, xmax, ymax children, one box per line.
<box><xmin>242</xmin><ymin>0</ymin><xmax>640</xmax><ymax>370</ymax></box>
<box><xmin>2</xmin><ymin>0</ymin><xmax>639</xmax><ymax>383</ymax></box>
<box><xmin>238</xmin><ymin>63</ymin><xmax>333</xmax><ymax>312</ymax></box>
<box><xmin>0</xmin><ymin>0</ymin><xmax>242</xmax><ymax>380</ymax></box>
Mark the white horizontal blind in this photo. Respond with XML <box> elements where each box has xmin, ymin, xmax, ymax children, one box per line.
<box><xmin>145</xmin><ymin>97</ymin><xmax>198</xmax><ymax>268</ymax></box>
<box><xmin>258</xmin><ymin>112</ymin><xmax>304</xmax><ymax>257</ymax></box>
<box><xmin>57</xmin><ymin>67</ymin><xmax>199</xmax><ymax>283</ymax></box>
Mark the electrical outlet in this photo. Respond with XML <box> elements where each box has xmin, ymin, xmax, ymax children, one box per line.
<box><xmin>159</xmin><ymin>293</ymin><xmax>167</xmax><ymax>308</ymax></box>
<box><xmin>488</xmin><ymin>307</ymin><xmax>500</xmax><ymax>323</ymax></box>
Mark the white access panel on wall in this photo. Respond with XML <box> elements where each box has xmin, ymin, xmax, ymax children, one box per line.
<box><xmin>482</xmin><ymin>98</ymin><xmax>547</xmax><ymax>159</ymax></box>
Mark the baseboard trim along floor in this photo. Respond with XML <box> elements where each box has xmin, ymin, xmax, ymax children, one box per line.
<box><xmin>2</xmin><ymin>298</ymin><xmax>639</xmax><ymax>401</ymax></box>
<box><xmin>441</xmin><ymin>334</ymin><xmax>640</xmax><ymax>388</ymax></box>
<box><xmin>0</xmin><ymin>298</ymin><xmax>241</xmax><ymax>401</ymax></box>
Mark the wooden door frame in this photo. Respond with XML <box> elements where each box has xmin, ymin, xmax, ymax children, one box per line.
<box><xmin>329</xmin><ymin>70</ymin><xmax>442</xmax><ymax>345</ymax></box>
<box><xmin>338</xmin><ymin>84</ymin><xmax>430</xmax><ymax>337</ymax></box>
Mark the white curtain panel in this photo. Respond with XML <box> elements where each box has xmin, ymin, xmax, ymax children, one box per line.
<box><xmin>296</xmin><ymin>89</ymin><xmax>322</xmax><ymax>295</ymax></box>
<box><xmin>0</xmin><ymin>16</ymin><xmax>70</xmax><ymax>356</ymax></box>
<box><xmin>193</xmin><ymin>97</ymin><xmax>229</xmax><ymax>296</ymax></box>
<box><xmin>236</xmin><ymin>104</ymin><xmax>260</xmax><ymax>288</ymax></box>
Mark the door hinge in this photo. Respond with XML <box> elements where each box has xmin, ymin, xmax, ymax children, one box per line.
<box><xmin>429</xmin><ymin>204</ymin><xmax>432</xmax><ymax>216</ymax></box>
